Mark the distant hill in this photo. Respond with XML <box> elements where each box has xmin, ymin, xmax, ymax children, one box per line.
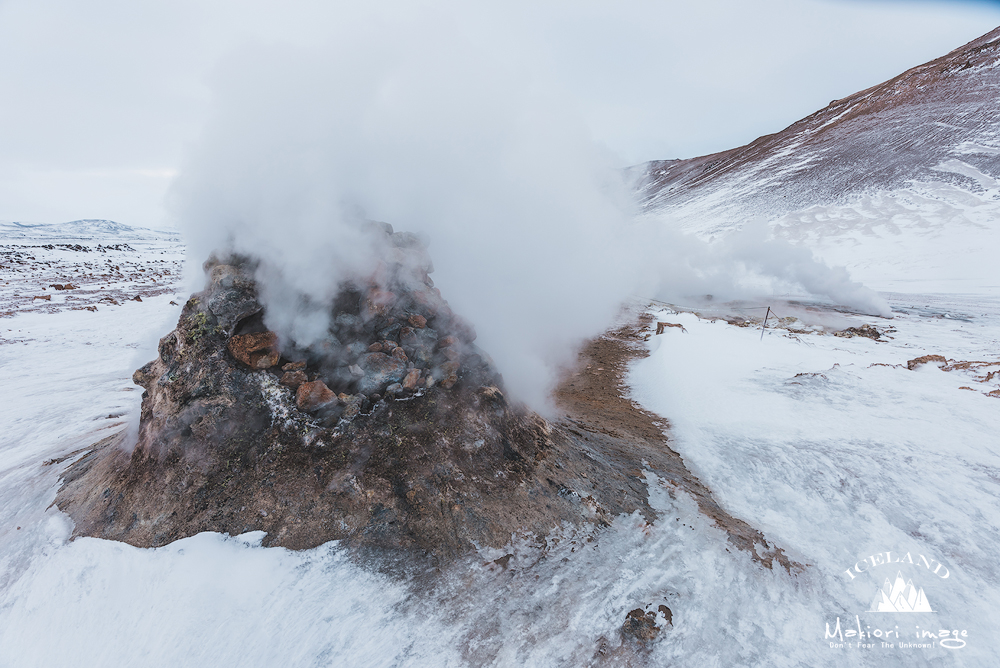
<box><xmin>634</xmin><ymin>26</ymin><xmax>1000</xmax><ymax>291</ymax></box>
<box><xmin>0</xmin><ymin>219</ymin><xmax>180</xmax><ymax>243</ymax></box>
<box><xmin>635</xmin><ymin>26</ymin><xmax>1000</xmax><ymax>231</ymax></box>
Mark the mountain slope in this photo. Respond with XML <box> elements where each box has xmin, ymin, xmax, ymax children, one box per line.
<box><xmin>635</xmin><ymin>26</ymin><xmax>1000</xmax><ymax>237</ymax></box>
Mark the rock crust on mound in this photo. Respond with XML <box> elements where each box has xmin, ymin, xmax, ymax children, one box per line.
<box><xmin>55</xmin><ymin>225</ymin><xmax>658</xmax><ymax>560</ymax></box>
<box><xmin>56</xmin><ymin>224</ymin><xmax>797</xmax><ymax>574</ymax></box>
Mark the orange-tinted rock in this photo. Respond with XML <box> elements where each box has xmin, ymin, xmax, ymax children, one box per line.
<box><xmin>365</xmin><ymin>288</ymin><xmax>396</xmax><ymax>315</ymax></box>
<box><xmin>440</xmin><ymin>360</ymin><xmax>460</xmax><ymax>389</ymax></box>
<box><xmin>907</xmin><ymin>354</ymin><xmax>947</xmax><ymax>370</ymax></box>
<box><xmin>402</xmin><ymin>368</ymin><xmax>421</xmax><ymax>390</ymax></box>
<box><xmin>408</xmin><ymin>314</ymin><xmax>427</xmax><ymax>329</ymax></box>
<box><xmin>392</xmin><ymin>347</ymin><xmax>408</xmax><ymax>362</ymax></box>
<box><xmin>228</xmin><ymin>331</ymin><xmax>280</xmax><ymax>369</ymax></box>
<box><xmin>296</xmin><ymin>380</ymin><xmax>336</xmax><ymax>411</ymax></box>
<box><xmin>279</xmin><ymin>370</ymin><xmax>308</xmax><ymax>389</ymax></box>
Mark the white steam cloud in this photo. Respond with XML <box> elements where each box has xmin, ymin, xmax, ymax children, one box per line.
<box><xmin>170</xmin><ymin>5</ymin><xmax>888</xmax><ymax>411</ymax></box>
<box><xmin>643</xmin><ymin>222</ymin><xmax>892</xmax><ymax>317</ymax></box>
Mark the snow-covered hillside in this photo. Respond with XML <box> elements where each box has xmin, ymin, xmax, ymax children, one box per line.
<box><xmin>0</xmin><ymin>219</ymin><xmax>179</xmax><ymax>243</ymax></box>
<box><xmin>634</xmin><ymin>27</ymin><xmax>1000</xmax><ymax>294</ymax></box>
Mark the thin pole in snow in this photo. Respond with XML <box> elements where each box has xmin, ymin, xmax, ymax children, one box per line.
<box><xmin>760</xmin><ymin>306</ymin><xmax>771</xmax><ymax>341</ymax></box>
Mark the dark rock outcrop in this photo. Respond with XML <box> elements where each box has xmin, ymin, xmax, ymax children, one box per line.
<box><xmin>55</xmin><ymin>224</ymin><xmax>661</xmax><ymax>561</ymax></box>
<box><xmin>56</xmin><ymin>224</ymin><xmax>798</xmax><ymax>573</ymax></box>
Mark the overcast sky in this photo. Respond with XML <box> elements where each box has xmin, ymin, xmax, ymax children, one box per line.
<box><xmin>1</xmin><ymin>0</ymin><xmax>998</xmax><ymax>228</ymax></box>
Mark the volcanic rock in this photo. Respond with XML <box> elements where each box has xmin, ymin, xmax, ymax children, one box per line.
<box><xmin>206</xmin><ymin>263</ymin><xmax>261</xmax><ymax>332</ymax></box>
<box><xmin>357</xmin><ymin>352</ymin><xmax>407</xmax><ymax>395</ymax></box>
<box><xmin>55</xmin><ymin>223</ymin><xmax>796</xmax><ymax>574</ymax></box>
<box><xmin>296</xmin><ymin>379</ymin><xmax>337</xmax><ymax>411</ymax></box>
<box><xmin>621</xmin><ymin>609</ymin><xmax>660</xmax><ymax>642</ymax></box>
<box><xmin>834</xmin><ymin>324</ymin><xmax>882</xmax><ymax>340</ymax></box>
<box><xmin>228</xmin><ymin>331</ymin><xmax>280</xmax><ymax>369</ymax></box>
<box><xmin>280</xmin><ymin>370</ymin><xmax>308</xmax><ymax>390</ymax></box>
<box><xmin>54</xmin><ymin>225</ymin><xmax>574</xmax><ymax>560</ymax></box>
<box><xmin>907</xmin><ymin>354</ymin><xmax>948</xmax><ymax>370</ymax></box>
<box><xmin>402</xmin><ymin>368</ymin><xmax>421</xmax><ymax>390</ymax></box>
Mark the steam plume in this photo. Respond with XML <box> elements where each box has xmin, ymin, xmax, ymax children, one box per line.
<box><xmin>170</xmin><ymin>6</ymin><xmax>889</xmax><ymax>411</ymax></box>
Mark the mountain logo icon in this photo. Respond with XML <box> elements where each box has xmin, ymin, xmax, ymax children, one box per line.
<box><xmin>868</xmin><ymin>571</ymin><xmax>933</xmax><ymax>612</ymax></box>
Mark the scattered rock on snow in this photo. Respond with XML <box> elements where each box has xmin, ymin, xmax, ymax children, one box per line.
<box><xmin>621</xmin><ymin>603</ymin><xmax>672</xmax><ymax>643</ymax></box>
<box><xmin>907</xmin><ymin>354</ymin><xmax>947</xmax><ymax>370</ymax></box>
<box><xmin>834</xmin><ymin>324</ymin><xmax>882</xmax><ymax>340</ymax></box>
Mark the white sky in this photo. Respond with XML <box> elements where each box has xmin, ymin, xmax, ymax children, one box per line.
<box><xmin>1</xmin><ymin>0</ymin><xmax>998</xmax><ymax>228</ymax></box>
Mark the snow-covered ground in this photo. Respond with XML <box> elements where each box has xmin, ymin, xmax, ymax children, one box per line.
<box><xmin>630</xmin><ymin>293</ymin><xmax>1000</xmax><ymax>664</ymax></box>
<box><xmin>2</xmin><ymin>219</ymin><xmax>999</xmax><ymax>666</ymax></box>
<box><xmin>771</xmin><ymin>161</ymin><xmax>1000</xmax><ymax>295</ymax></box>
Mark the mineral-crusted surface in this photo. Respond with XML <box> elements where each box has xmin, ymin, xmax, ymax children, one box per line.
<box><xmin>55</xmin><ymin>225</ymin><xmax>646</xmax><ymax>560</ymax></box>
<box><xmin>57</xmin><ymin>223</ymin><xmax>795</xmax><ymax>572</ymax></box>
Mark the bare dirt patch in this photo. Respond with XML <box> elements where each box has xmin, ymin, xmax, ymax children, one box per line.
<box><xmin>552</xmin><ymin>310</ymin><xmax>798</xmax><ymax>572</ymax></box>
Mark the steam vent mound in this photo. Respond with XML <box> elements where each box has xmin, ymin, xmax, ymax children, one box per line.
<box><xmin>58</xmin><ymin>222</ymin><xmax>794</xmax><ymax>569</ymax></box>
<box><xmin>57</xmin><ymin>223</ymin><xmax>631</xmax><ymax>560</ymax></box>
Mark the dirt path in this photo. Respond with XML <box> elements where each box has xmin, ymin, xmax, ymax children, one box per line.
<box><xmin>552</xmin><ymin>309</ymin><xmax>798</xmax><ymax>572</ymax></box>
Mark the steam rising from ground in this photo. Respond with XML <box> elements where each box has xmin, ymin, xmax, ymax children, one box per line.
<box><xmin>170</xmin><ymin>5</ymin><xmax>888</xmax><ymax>410</ymax></box>
<box><xmin>644</xmin><ymin>222</ymin><xmax>892</xmax><ymax>317</ymax></box>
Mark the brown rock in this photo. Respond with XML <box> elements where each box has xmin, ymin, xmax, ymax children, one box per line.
<box><xmin>621</xmin><ymin>609</ymin><xmax>659</xmax><ymax>642</ymax></box>
<box><xmin>408</xmin><ymin>314</ymin><xmax>427</xmax><ymax>329</ymax></box>
<box><xmin>296</xmin><ymin>380</ymin><xmax>336</xmax><ymax>411</ymax></box>
<box><xmin>439</xmin><ymin>335</ymin><xmax>458</xmax><ymax>348</ymax></box>
<box><xmin>440</xmin><ymin>361</ymin><xmax>460</xmax><ymax>389</ymax></box>
<box><xmin>365</xmin><ymin>289</ymin><xmax>396</xmax><ymax>318</ymax></box>
<box><xmin>279</xmin><ymin>370</ymin><xmax>308</xmax><ymax>389</ymax></box>
<box><xmin>392</xmin><ymin>347</ymin><xmax>408</xmax><ymax>362</ymax></box>
<box><xmin>368</xmin><ymin>342</ymin><xmax>384</xmax><ymax>352</ymax></box>
<box><xmin>907</xmin><ymin>354</ymin><xmax>947</xmax><ymax>370</ymax></box>
<box><xmin>402</xmin><ymin>368</ymin><xmax>421</xmax><ymax>390</ymax></box>
<box><xmin>281</xmin><ymin>361</ymin><xmax>306</xmax><ymax>371</ymax></box>
<box><xmin>228</xmin><ymin>331</ymin><xmax>280</xmax><ymax>369</ymax></box>
<box><xmin>132</xmin><ymin>295</ymin><xmax>143</xmax><ymax>302</ymax></box>
<box><xmin>33</xmin><ymin>294</ymin><xmax>51</xmax><ymax>301</ymax></box>
<box><xmin>658</xmin><ymin>605</ymin><xmax>673</xmax><ymax>627</ymax></box>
